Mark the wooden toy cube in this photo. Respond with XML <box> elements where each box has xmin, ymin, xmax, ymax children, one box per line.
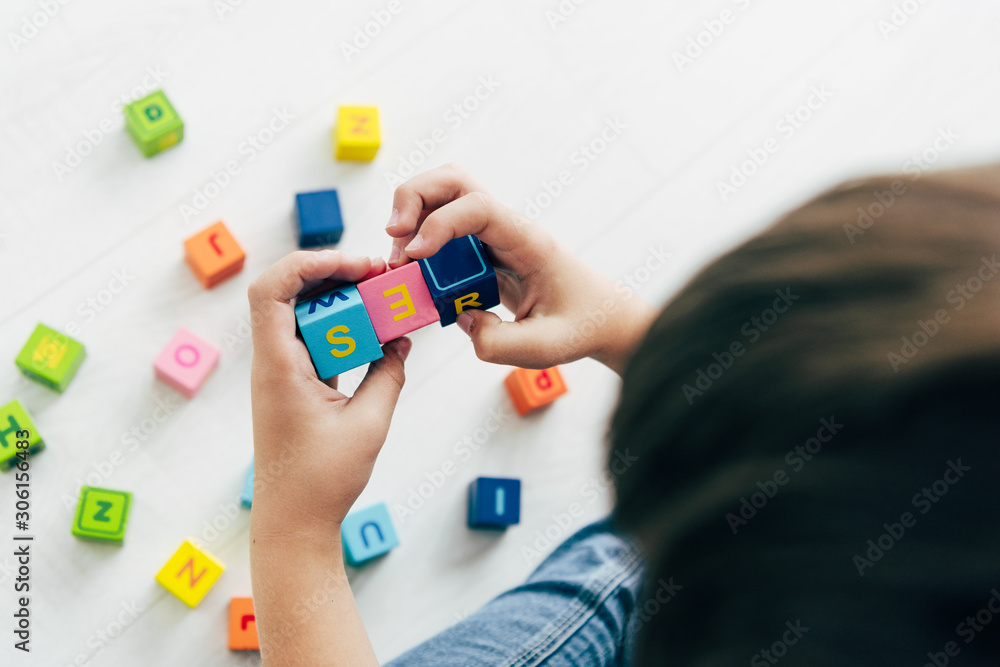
<box><xmin>357</xmin><ymin>262</ymin><xmax>440</xmax><ymax>343</ymax></box>
<box><xmin>155</xmin><ymin>539</ymin><xmax>225</xmax><ymax>608</ymax></box>
<box><xmin>71</xmin><ymin>486</ymin><xmax>132</xmax><ymax>543</ymax></box>
<box><xmin>504</xmin><ymin>366</ymin><xmax>568</xmax><ymax>416</ymax></box>
<box><xmin>294</xmin><ymin>284</ymin><xmax>382</xmax><ymax>380</ymax></box>
<box><xmin>418</xmin><ymin>235</ymin><xmax>501</xmax><ymax>326</ymax></box>
<box><xmin>124</xmin><ymin>90</ymin><xmax>184</xmax><ymax>158</ymax></box>
<box><xmin>154</xmin><ymin>327</ymin><xmax>220</xmax><ymax>398</ymax></box>
<box><xmin>229</xmin><ymin>597</ymin><xmax>259</xmax><ymax>650</ymax></box>
<box><xmin>15</xmin><ymin>323</ymin><xmax>86</xmax><ymax>392</ymax></box>
<box><xmin>240</xmin><ymin>459</ymin><xmax>254</xmax><ymax>509</ymax></box>
<box><xmin>341</xmin><ymin>502</ymin><xmax>398</xmax><ymax>567</ymax></box>
<box><xmin>334</xmin><ymin>106</ymin><xmax>380</xmax><ymax>161</ymax></box>
<box><xmin>0</xmin><ymin>400</ymin><xmax>44</xmax><ymax>472</ymax></box>
<box><xmin>468</xmin><ymin>477</ymin><xmax>521</xmax><ymax>529</ymax></box>
<box><xmin>184</xmin><ymin>221</ymin><xmax>245</xmax><ymax>288</ymax></box>
<box><xmin>295</xmin><ymin>189</ymin><xmax>344</xmax><ymax>248</ymax></box>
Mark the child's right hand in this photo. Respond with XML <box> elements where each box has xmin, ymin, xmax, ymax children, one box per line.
<box><xmin>386</xmin><ymin>164</ymin><xmax>657</xmax><ymax>375</ymax></box>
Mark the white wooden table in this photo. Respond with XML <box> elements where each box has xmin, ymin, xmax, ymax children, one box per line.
<box><xmin>0</xmin><ymin>1</ymin><xmax>995</xmax><ymax>664</ymax></box>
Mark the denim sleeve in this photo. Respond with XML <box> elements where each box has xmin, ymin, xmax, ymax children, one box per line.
<box><xmin>386</xmin><ymin>519</ymin><xmax>645</xmax><ymax>667</ymax></box>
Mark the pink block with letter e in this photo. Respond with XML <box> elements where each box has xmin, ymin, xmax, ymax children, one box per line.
<box><xmin>154</xmin><ymin>327</ymin><xmax>220</xmax><ymax>398</ymax></box>
<box><xmin>357</xmin><ymin>263</ymin><xmax>440</xmax><ymax>344</ymax></box>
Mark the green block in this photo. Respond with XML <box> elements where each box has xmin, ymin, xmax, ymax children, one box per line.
<box><xmin>15</xmin><ymin>324</ymin><xmax>86</xmax><ymax>393</ymax></box>
<box><xmin>124</xmin><ymin>90</ymin><xmax>184</xmax><ymax>158</ymax></box>
<box><xmin>0</xmin><ymin>400</ymin><xmax>44</xmax><ymax>472</ymax></box>
<box><xmin>72</xmin><ymin>487</ymin><xmax>132</xmax><ymax>543</ymax></box>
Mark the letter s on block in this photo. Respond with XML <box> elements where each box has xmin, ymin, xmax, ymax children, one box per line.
<box><xmin>326</xmin><ymin>325</ymin><xmax>356</xmax><ymax>358</ymax></box>
<box><xmin>384</xmin><ymin>284</ymin><xmax>415</xmax><ymax>322</ymax></box>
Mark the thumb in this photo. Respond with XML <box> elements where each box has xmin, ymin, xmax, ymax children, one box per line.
<box><xmin>456</xmin><ymin>310</ymin><xmax>555</xmax><ymax>367</ymax></box>
<box><xmin>349</xmin><ymin>337</ymin><xmax>411</xmax><ymax>423</ymax></box>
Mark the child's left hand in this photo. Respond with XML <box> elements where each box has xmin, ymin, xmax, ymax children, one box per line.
<box><xmin>247</xmin><ymin>249</ymin><xmax>411</xmax><ymax>533</ymax></box>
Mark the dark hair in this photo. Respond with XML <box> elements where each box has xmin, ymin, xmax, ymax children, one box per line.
<box><xmin>610</xmin><ymin>166</ymin><xmax>1000</xmax><ymax>665</ymax></box>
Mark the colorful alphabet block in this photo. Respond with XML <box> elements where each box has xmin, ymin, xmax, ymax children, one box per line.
<box><xmin>468</xmin><ymin>477</ymin><xmax>521</xmax><ymax>528</ymax></box>
<box><xmin>357</xmin><ymin>262</ymin><xmax>440</xmax><ymax>343</ymax></box>
<box><xmin>154</xmin><ymin>327</ymin><xmax>220</xmax><ymax>398</ymax></box>
<box><xmin>504</xmin><ymin>366</ymin><xmax>568</xmax><ymax>416</ymax></box>
<box><xmin>240</xmin><ymin>459</ymin><xmax>254</xmax><ymax>509</ymax></box>
<box><xmin>155</xmin><ymin>539</ymin><xmax>226</xmax><ymax>608</ymax></box>
<box><xmin>184</xmin><ymin>221</ymin><xmax>245</xmax><ymax>288</ymax></box>
<box><xmin>228</xmin><ymin>597</ymin><xmax>259</xmax><ymax>650</ymax></box>
<box><xmin>334</xmin><ymin>106</ymin><xmax>380</xmax><ymax>161</ymax></box>
<box><xmin>418</xmin><ymin>235</ymin><xmax>501</xmax><ymax>326</ymax></box>
<box><xmin>124</xmin><ymin>90</ymin><xmax>184</xmax><ymax>157</ymax></box>
<box><xmin>341</xmin><ymin>502</ymin><xmax>398</xmax><ymax>567</ymax></box>
<box><xmin>0</xmin><ymin>400</ymin><xmax>44</xmax><ymax>472</ymax></box>
<box><xmin>15</xmin><ymin>323</ymin><xmax>86</xmax><ymax>392</ymax></box>
<box><xmin>295</xmin><ymin>285</ymin><xmax>382</xmax><ymax>380</ymax></box>
<box><xmin>71</xmin><ymin>486</ymin><xmax>132</xmax><ymax>543</ymax></box>
<box><xmin>295</xmin><ymin>189</ymin><xmax>344</xmax><ymax>248</ymax></box>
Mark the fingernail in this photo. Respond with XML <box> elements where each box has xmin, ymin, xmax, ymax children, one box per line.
<box><xmin>386</xmin><ymin>209</ymin><xmax>400</xmax><ymax>229</ymax></box>
<box><xmin>396</xmin><ymin>337</ymin><xmax>412</xmax><ymax>361</ymax></box>
<box><xmin>456</xmin><ymin>312</ymin><xmax>473</xmax><ymax>335</ymax></box>
<box><xmin>404</xmin><ymin>235</ymin><xmax>423</xmax><ymax>253</ymax></box>
<box><xmin>317</xmin><ymin>249</ymin><xmax>339</xmax><ymax>258</ymax></box>
<box><xmin>388</xmin><ymin>245</ymin><xmax>401</xmax><ymax>264</ymax></box>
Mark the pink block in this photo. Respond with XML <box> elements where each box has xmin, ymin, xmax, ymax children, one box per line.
<box><xmin>357</xmin><ymin>263</ymin><xmax>440</xmax><ymax>343</ymax></box>
<box><xmin>153</xmin><ymin>327</ymin><xmax>220</xmax><ymax>398</ymax></box>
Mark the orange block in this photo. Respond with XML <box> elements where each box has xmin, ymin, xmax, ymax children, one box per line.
<box><xmin>184</xmin><ymin>221</ymin><xmax>245</xmax><ymax>288</ymax></box>
<box><xmin>504</xmin><ymin>367</ymin><xmax>568</xmax><ymax>416</ymax></box>
<box><xmin>228</xmin><ymin>597</ymin><xmax>259</xmax><ymax>651</ymax></box>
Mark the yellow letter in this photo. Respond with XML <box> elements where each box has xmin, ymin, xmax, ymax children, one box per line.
<box><xmin>383</xmin><ymin>284</ymin><xmax>415</xmax><ymax>322</ymax></box>
<box><xmin>326</xmin><ymin>325</ymin><xmax>356</xmax><ymax>358</ymax></box>
<box><xmin>34</xmin><ymin>336</ymin><xmax>67</xmax><ymax>369</ymax></box>
<box><xmin>454</xmin><ymin>292</ymin><xmax>482</xmax><ymax>314</ymax></box>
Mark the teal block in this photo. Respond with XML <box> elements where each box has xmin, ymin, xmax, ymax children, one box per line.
<box><xmin>240</xmin><ymin>459</ymin><xmax>253</xmax><ymax>509</ymax></box>
<box><xmin>294</xmin><ymin>284</ymin><xmax>382</xmax><ymax>380</ymax></box>
<box><xmin>341</xmin><ymin>502</ymin><xmax>398</xmax><ymax>566</ymax></box>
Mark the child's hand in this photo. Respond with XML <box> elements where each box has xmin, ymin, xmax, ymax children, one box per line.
<box><xmin>247</xmin><ymin>250</ymin><xmax>411</xmax><ymax>531</ymax></box>
<box><xmin>386</xmin><ymin>164</ymin><xmax>656</xmax><ymax>374</ymax></box>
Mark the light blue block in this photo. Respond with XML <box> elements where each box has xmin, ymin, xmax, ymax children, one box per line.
<box><xmin>240</xmin><ymin>459</ymin><xmax>254</xmax><ymax>509</ymax></box>
<box><xmin>468</xmin><ymin>477</ymin><xmax>521</xmax><ymax>528</ymax></box>
<box><xmin>341</xmin><ymin>502</ymin><xmax>398</xmax><ymax>566</ymax></box>
<box><xmin>294</xmin><ymin>284</ymin><xmax>382</xmax><ymax>380</ymax></box>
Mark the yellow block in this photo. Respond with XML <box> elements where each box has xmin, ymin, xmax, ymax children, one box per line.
<box><xmin>155</xmin><ymin>539</ymin><xmax>225</xmax><ymax>608</ymax></box>
<box><xmin>334</xmin><ymin>105</ymin><xmax>380</xmax><ymax>161</ymax></box>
